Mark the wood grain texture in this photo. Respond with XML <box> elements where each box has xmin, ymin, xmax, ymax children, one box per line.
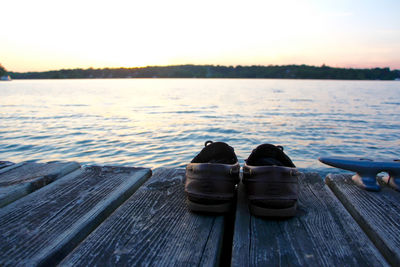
<box><xmin>0</xmin><ymin>161</ymin><xmax>14</xmax><ymax>169</ymax></box>
<box><xmin>0</xmin><ymin>166</ymin><xmax>151</xmax><ymax>266</ymax></box>
<box><xmin>232</xmin><ymin>173</ymin><xmax>388</xmax><ymax>267</ymax></box>
<box><xmin>0</xmin><ymin>161</ymin><xmax>80</xmax><ymax>208</ymax></box>
<box><xmin>60</xmin><ymin>168</ymin><xmax>226</xmax><ymax>267</ymax></box>
<box><xmin>0</xmin><ymin>162</ymin><xmax>25</xmax><ymax>175</ymax></box>
<box><xmin>326</xmin><ymin>174</ymin><xmax>400</xmax><ymax>266</ymax></box>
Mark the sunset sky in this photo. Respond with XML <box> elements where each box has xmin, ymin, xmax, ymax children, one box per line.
<box><xmin>1</xmin><ymin>0</ymin><xmax>399</xmax><ymax>72</ymax></box>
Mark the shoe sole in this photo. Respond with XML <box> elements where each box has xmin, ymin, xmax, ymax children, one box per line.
<box><xmin>186</xmin><ymin>199</ymin><xmax>233</xmax><ymax>213</ymax></box>
<box><xmin>249</xmin><ymin>202</ymin><xmax>297</xmax><ymax>218</ymax></box>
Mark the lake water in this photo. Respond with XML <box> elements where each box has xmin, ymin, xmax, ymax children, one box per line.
<box><xmin>1</xmin><ymin>79</ymin><xmax>399</xmax><ymax>175</ymax></box>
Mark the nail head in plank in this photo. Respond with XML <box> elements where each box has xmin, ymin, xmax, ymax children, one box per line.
<box><xmin>60</xmin><ymin>168</ymin><xmax>226</xmax><ymax>267</ymax></box>
<box><xmin>0</xmin><ymin>165</ymin><xmax>151</xmax><ymax>266</ymax></box>
<box><xmin>0</xmin><ymin>161</ymin><xmax>80</xmax><ymax>208</ymax></box>
<box><xmin>232</xmin><ymin>172</ymin><xmax>388</xmax><ymax>267</ymax></box>
<box><xmin>326</xmin><ymin>173</ymin><xmax>400</xmax><ymax>266</ymax></box>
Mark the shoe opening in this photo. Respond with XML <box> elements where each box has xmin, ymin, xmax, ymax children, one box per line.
<box><xmin>191</xmin><ymin>142</ymin><xmax>238</xmax><ymax>164</ymax></box>
<box><xmin>246</xmin><ymin>144</ymin><xmax>295</xmax><ymax>167</ymax></box>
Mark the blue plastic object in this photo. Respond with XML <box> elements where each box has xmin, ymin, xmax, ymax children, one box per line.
<box><xmin>319</xmin><ymin>156</ymin><xmax>400</xmax><ymax>191</ymax></box>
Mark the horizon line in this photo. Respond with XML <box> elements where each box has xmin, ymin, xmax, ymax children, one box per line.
<box><xmin>7</xmin><ymin>63</ymin><xmax>400</xmax><ymax>73</ymax></box>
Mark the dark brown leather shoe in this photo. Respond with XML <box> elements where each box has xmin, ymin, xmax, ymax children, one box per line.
<box><xmin>243</xmin><ymin>144</ymin><xmax>299</xmax><ymax>217</ymax></box>
<box><xmin>185</xmin><ymin>141</ymin><xmax>240</xmax><ymax>213</ymax></box>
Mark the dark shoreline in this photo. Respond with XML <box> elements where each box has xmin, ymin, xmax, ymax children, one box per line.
<box><xmin>8</xmin><ymin>64</ymin><xmax>400</xmax><ymax>80</ymax></box>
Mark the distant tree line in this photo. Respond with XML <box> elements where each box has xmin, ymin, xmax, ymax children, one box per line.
<box><xmin>0</xmin><ymin>63</ymin><xmax>6</xmax><ymax>76</ymax></box>
<box><xmin>7</xmin><ymin>64</ymin><xmax>400</xmax><ymax>80</ymax></box>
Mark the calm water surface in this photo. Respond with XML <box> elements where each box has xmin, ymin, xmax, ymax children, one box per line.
<box><xmin>1</xmin><ymin>79</ymin><xmax>399</xmax><ymax>175</ymax></box>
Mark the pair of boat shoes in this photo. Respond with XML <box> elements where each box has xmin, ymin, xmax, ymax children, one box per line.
<box><xmin>184</xmin><ymin>141</ymin><xmax>299</xmax><ymax>218</ymax></box>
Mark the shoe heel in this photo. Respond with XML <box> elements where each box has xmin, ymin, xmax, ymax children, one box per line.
<box><xmin>249</xmin><ymin>202</ymin><xmax>297</xmax><ymax>218</ymax></box>
<box><xmin>186</xmin><ymin>199</ymin><xmax>233</xmax><ymax>213</ymax></box>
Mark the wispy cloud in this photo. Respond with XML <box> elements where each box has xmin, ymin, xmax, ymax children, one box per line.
<box><xmin>327</xmin><ymin>12</ymin><xmax>353</xmax><ymax>17</ymax></box>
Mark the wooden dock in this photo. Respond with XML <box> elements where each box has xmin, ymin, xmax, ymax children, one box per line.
<box><xmin>0</xmin><ymin>161</ymin><xmax>399</xmax><ymax>266</ymax></box>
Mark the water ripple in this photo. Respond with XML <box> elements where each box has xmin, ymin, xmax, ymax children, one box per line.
<box><xmin>0</xmin><ymin>79</ymin><xmax>399</xmax><ymax>174</ymax></box>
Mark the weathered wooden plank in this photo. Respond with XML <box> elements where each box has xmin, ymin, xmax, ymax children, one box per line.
<box><xmin>0</xmin><ymin>161</ymin><xmax>14</xmax><ymax>169</ymax></box>
<box><xmin>232</xmin><ymin>173</ymin><xmax>388</xmax><ymax>267</ymax></box>
<box><xmin>0</xmin><ymin>166</ymin><xmax>151</xmax><ymax>266</ymax></box>
<box><xmin>326</xmin><ymin>174</ymin><xmax>400</xmax><ymax>266</ymax></box>
<box><xmin>0</xmin><ymin>161</ymin><xmax>25</xmax><ymax>174</ymax></box>
<box><xmin>60</xmin><ymin>168</ymin><xmax>226</xmax><ymax>267</ymax></box>
<box><xmin>0</xmin><ymin>161</ymin><xmax>80</xmax><ymax>208</ymax></box>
